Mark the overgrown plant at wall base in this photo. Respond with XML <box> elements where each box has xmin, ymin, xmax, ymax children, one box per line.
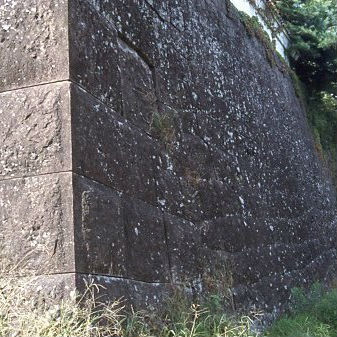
<box><xmin>266</xmin><ymin>284</ymin><xmax>337</xmax><ymax>337</ymax></box>
<box><xmin>0</xmin><ymin>276</ymin><xmax>262</xmax><ymax>337</ymax></box>
<box><xmin>202</xmin><ymin>267</ymin><xmax>236</xmax><ymax>312</ymax></box>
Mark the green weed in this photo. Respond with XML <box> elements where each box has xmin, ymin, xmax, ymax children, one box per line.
<box><xmin>266</xmin><ymin>284</ymin><xmax>337</xmax><ymax>337</ymax></box>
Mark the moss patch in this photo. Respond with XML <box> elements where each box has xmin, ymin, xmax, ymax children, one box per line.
<box><xmin>239</xmin><ymin>12</ymin><xmax>277</xmax><ymax>67</ymax></box>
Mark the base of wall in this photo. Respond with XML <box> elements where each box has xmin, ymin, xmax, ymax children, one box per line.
<box><xmin>3</xmin><ymin>272</ymin><xmax>173</xmax><ymax>310</ymax></box>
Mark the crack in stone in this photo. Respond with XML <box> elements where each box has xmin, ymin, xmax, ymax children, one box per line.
<box><xmin>143</xmin><ymin>0</ymin><xmax>182</xmax><ymax>32</ymax></box>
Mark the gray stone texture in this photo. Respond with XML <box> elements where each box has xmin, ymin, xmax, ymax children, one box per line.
<box><xmin>0</xmin><ymin>83</ymin><xmax>72</xmax><ymax>179</ymax></box>
<box><xmin>1</xmin><ymin>0</ymin><xmax>337</xmax><ymax>312</ymax></box>
<box><xmin>73</xmin><ymin>174</ymin><xmax>127</xmax><ymax>277</ymax></box>
<box><xmin>68</xmin><ymin>0</ymin><xmax>122</xmax><ymax>111</ymax></box>
<box><xmin>75</xmin><ymin>274</ymin><xmax>173</xmax><ymax>310</ymax></box>
<box><xmin>0</xmin><ymin>0</ymin><xmax>69</xmax><ymax>91</ymax></box>
<box><xmin>67</xmin><ymin>0</ymin><xmax>337</xmax><ymax>310</ymax></box>
<box><xmin>0</xmin><ymin>173</ymin><xmax>74</xmax><ymax>275</ymax></box>
<box><xmin>70</xmin><ymin>83</ymin><xmax>160</xmax><ymax>205</ymax></box>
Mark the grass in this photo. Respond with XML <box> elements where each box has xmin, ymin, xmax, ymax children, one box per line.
<box><xmin>0</xmin><ymin>275</ymin><xmax>262</xmax><ymax>337</ymax></box>
<box><xmin>150</xmin><ymin>111</ymin><xmax>176</xmax><ymax>145</ymax></box>
<box><xmin>0</xmin><ymin>277</ymin><xmax>124</xmax><ymax>337</ymax></box>
<box><xmin>3</xmin><ymin>274</ymin><xmax>337</xmax><ymax>337</ymax></box>
<box><xmin>266</xmin><ymin>283</ymin><xmax>337</xmax><ymax>337</ymax></box>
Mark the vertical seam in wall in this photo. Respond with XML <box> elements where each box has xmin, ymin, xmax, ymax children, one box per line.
<box><xmin>69</xmin><ymin>84</ymin><xmax>77</xmax><ymax>274</ymax></box>
<box><xmin>67</xmin><ymin>0</ymin><xmax>76</xmax><ymax>274</ymax></box>
<box><xmin>150</xmin><ymin>66</ymin><xmax>161</xmax><ymax>114</ymax></box>
<box><xmin>148</xmin><ymin>61</ymin><xmax>173</xmax><ymax>283</ymax></box>
<box><xmin>162</xmin><ymin>213</ymin><xmax>173</xmax><ymax>283</ymax></box>
<box><xmin>66</xmin><ymin>0</ymin><xmax>71</xmax><ymax>82</ymax></box>
<box><xmin>121</xmin><ymin>196</ymin><xmax>131</xmax><ymax>280</ymax></box>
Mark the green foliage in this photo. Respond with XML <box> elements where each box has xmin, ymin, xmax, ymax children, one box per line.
<box><xmin>307</xmin><ymin>90</ymin><xmax>337</xmax><ymax>181</ymax></box>
<box><xmin>266</xmin><ymin>313</ymin><xmax>333</xmax><ymax>337</ymax></box>
<box><xmin>150</xmin><ymin>111</ymin><xmax>176</xmax><ymax>145</ymax></box>
<box><xmin>276</xmin><ymin>0</ymin><xmax>337</xmax><ymax>182</ymax></box>
<box><xmin>266</xmin><ymin>284</ymin><xmax>337</xmax><ymax>337</ymax></box>
<box><xmin>156</xmin><ymin>296</ymin><xmax>260</xmax><ymax>337</ymax></box>
<box><xmin>290</xmin><ymin>282</ymin><xmax>325</xmax><ymax>313</ymax></box>
<box><xmin>308</xmin><ymin>91</ymin><xmax>337</xmax><ymax>149</ymax></box>
<box><xmin>289</xmin><ymin>69</ymin><xmax>308</xmax><ymax>104</ymax></box>
<box><xmin>276</xmin><ymin>0</ymin><xmax>337</xmax><ymax>90</ymax></box>
<box><xmin>126</xmin><ymin>292</ymin><xmax>262</xmax><ymax>337</ymax></box>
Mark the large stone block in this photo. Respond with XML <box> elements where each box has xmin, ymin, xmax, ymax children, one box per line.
<box><xmin>0</xmin><ymin>82</ymin><xmax>72</xmax><ymax>179</ymax></box>
<box><xmin>153</xmin><ymin>142</ymin><xmax>243</xmax><ymax>222</ymax></box>
<box><xmin>71</xmin><ymin>83</ymin><xmax>159</xmax><ymax>205</ymax></box>
<box><xmin>123</xmin><ymin>196</ymin><xmax>170</xmax><ymax>282</ymax></box>
<box><xmin>164</xmin><ymin>212</ymin><xmax>202</xmax><ymax>283</ymax></box>
<box><xmin>76</xmin><ymin>273</ymin><xmax>173</xmax><ymax>310</ymax></box>
<box><xmin>72</xmin><ymin>173</ymin><xmax>171</xmax><ymax>283</ymax></box>
<box><xmin>118</xmin><ymin>38</ymin><xmax>157</xmax><ymax>131</ymax></box>
<box><xmin>69</xmin><ymin>0</ymin><xmax>121</xmax><ymax>111</ymax></box>
<box><xmin>0</xmin><ymin>173</ymin><xmax>74</xmax><ymax>275</ymax></box>
<box><xmin>73</xmin><ymin>174</ymin><xmax>127</xmax><ymax>277</ymax></box>
<box><xmin>6</xmin><ymin>273</ymin><xmax>172</xmax><ymax>311</ymax></box>
<box><xmin>11</xmin><ymin>273</ymin><xmax>77</xmax><ymax>304</ymax></box>
<box><xmin>229</xmin><ymin>239</ymin><xmax>333</xmax><ymax>285</ymax></box>
<box><xmin>0</xmin><ymin>0</ymin><xmax>68</xmax><ymax>91</ymax></box>
<box><xmin>233</xmin><ymin>247</ymin><xmax>337</xmax><ymax>310</ymax></box>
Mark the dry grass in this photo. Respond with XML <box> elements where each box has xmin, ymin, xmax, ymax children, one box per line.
<box><xmin>0</xmin><ymin>277</ymin><xmax>124</xmax><ymax>337</ymax></box>
<box><xmin>0</xmin><ymin>275</ymin><xmax>262</xmax><ymax>337</ymax></box>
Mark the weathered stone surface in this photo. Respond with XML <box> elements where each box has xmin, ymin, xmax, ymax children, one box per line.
<box><xmin>2</xmin><ymin>0</ymin><xmax>337</xmax><ymax>312</ymax></box>
<box><xmin>76</xmin><ymin>273</ymin><xmax>173</xmax><ymax>310</ymax></box>
<box><xmin>233</xmin><ymin>247</ymin><xmax>337</xmax><ymax>311</ymax></box>
<box><xmin>71</xmin><ymin>83</ymin><xmax>159</xmax><ymax>205</ymax></box>
<box><xmin>73</xmin><ymin>174</ymin><xmax>127</xmax><ymax>277</ymax></box>
<box><xmin>0</xmin><ymin>83</ymin><xmax>72</xmax><ymax>179</ymax></box>
<box><xmin>0</xmin><ymin>0</ymin><xmax>68</xmax><ymax>91</ymax></box>
<box><xmin>14</xmin><ymin>273</ymin><xmax>77</xmax><ymax>303</ymax></box>
<box><xmin>0</xmin><ymin>173</ymin><xmax>74</xmax><ymax>275</ymax></box>
<box><xmin>94</xmin><ymin>0</ymin><xmax>158</xmax><ymax>65</ymax></box>
<box><xmin>164</xmin><ymin>212</ymin><xmax>202</xmax><ymax>283</ymax></box>
<box><xmin>10</xmin><ymin>273</ymin><xmax>172</xmax><ymax>311</ymax></box>
<box><xmin>118</xmin><ymin>38</ymin><xmax>157</xmax><ymax>131</ymax></box>
<box><xmin>69</xmin><ymin>0</ymin><xmax>121</xmax><ymax>111</ymax></box>
<box><xmin>123</xmin><ymin>196</ymin><xmax>170</xmax><ymax>282</ymax></box>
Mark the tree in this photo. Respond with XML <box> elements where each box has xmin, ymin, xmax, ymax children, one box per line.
<box><xmin>277</xmin><ymin>0</ymin><xmax>337</xmax><ymax>92</ymax></box>
<box><xmin>276</xmin><ymin>0</ymin><xmax>337</xmax><ymax>181</ymax></box>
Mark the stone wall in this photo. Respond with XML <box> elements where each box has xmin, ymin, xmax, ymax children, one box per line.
<box><xmin>0</xmin><ymin>0</ymin><xmax>336</xmax><ymax>312</ymax></box>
